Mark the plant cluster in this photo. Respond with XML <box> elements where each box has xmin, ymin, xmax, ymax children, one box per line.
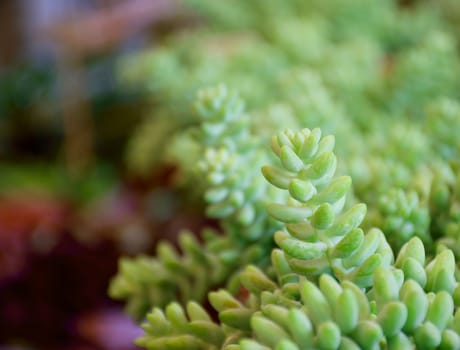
<box><xmin>110</xmin><ymin>0</ymin><xmax>460</xmax><ymax>348</ymax></box>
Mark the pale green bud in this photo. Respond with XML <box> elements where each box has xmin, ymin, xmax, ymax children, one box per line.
<box><xmin>300</xmin><ymin>280</ymin><xmax>331</xmax><ymax>325</ymax></box>
<box><xmin>207</xmin><ymin>201</ymin><xmax>235</xmax><ymax>218</ymax></box>
<box><xmin>431</xmin><ymin>267</ymin><xmax>456</xmax><ymax>294</ymax></box>
<box><xmin>236</xmin><ymin>205</ymin><xmax>256</xmax><ymax>226</ymax></box>
<box><xmin>145</xmin><ymin>308</ymin><xmax>169</xmax><ymax>335</ymax></box>
<box><xmin>240</xmin><ymin>265</ymin><xmax>277</xmax><ymax>295</ymax></box>
<box><xmin>426</xmin><ymin>291</ymin><xmax>454</xmax><ymax>331</ymax></box>
<box><xmin>439</xmin><ymin>329</ymin><xmax>460</xmax><ymax>350</ymax></box>
<box><xmin>275</xmin><ymin>231</ymin><xmax>327</xmax><ymax>260</ymax></box>
<box><xmin>251</xmin><ymin>315</ymin><xmax>290</xmax><ymax>348</ymax></box>
<box><xmin>187</xmin><ymin>302</ymin><xmax>211</xmax><ymax>322</ymax></box>
<box><xmin>271</xmin><ymin>249</ymin><xmax>296</xmax><ymax>285</ymax></box>
<box><xmin>373</xmin><ymin>267</ymin><xmax>399</xmax><ymax>307</ymax></box>
<box><xmin>425</xmin><ymin>253</ymin><xmax>455</xmax><ymax>296</ymax></box>
<box><xmin>262</xmin><ymin>165</ymin><xmax>291</xmax><ymax>189</ymax></box>
<box><xmin>334</xmin><ymin>289</ymin><xmax>359</xmax><ymax>334</ymax></box>
<box><xmin>267</xmin><ymin>203</ymin><xmax>312</xmax><ymax>223</ymax></box>
<box><xmin>317</xmin><ymin>321</ymin><xmax>341</xmax><ymax>350</ymax></box>
<box><xmin>299</xmin><ymin>129</ymin><xmax>321</xmax><ymax>160</ymax></box>
<box><xmin>414</xmin><ymin>322</ymin><xmax>441</xmax><ymax>350</ymax></box>
<box><xmin>289</xmin><ymin>255</ymin><xmax>329</xmax><ymax>275</ymax></box>
<box><xmin>286</xmin><ymin>222</ymin><xmax>315</xmax><ymax>240</ymax></box>
<box><xmin>276</xmin><ymin>339</ymin><xmax>300</xmax><ymax>350</ymax></box>
<box><xmin>400</xmin><ymin>280</ymin><xmax>428</xmax><ymax>333</ymax></box>
<box><xmin>288</xmin><ymin>179</ymin><xmax>316</xmax><ymax>202</ymax></box>
<box><xmin>352</xmin><ymin>321</ymin><xmax>383</xmax><ymax>349</ymax></box>
<box><xmin>401</xmin><ymin>257</ymin><xmax>426</xmax><ymax>287</ymax></box>
<box><xmin>319</xmin><ymin>274</ymin><xmax>343</xmax><ymax>307</ymax></box>
<box><xmin>377</xmin><ymin>301</ymin><xmax>407</xmax><ymax>337</ymax></box>
<box><xmin>326</xmin><ymin>204</ymin><xmax>366</xmax><ymax>238</ymax></box>
<box><xmin>317</xmin><ymin>135</ymin><xmax>335</xmax><ymax>155</ymax></box>
<box><xmin>331</xmin><ymin>228</ymin><xmax>364</xmax><ymax>259</ymax></box>
<box><xmin>387</xmin><ymin>333</ymin><xmax>412</xmax><ymax>350</ymax></box>
<box><xmin>189</xmin><ymin>320</ymin><xmax>225</xmax><ymax>346</ymax></box>
<box><xmin>205</xmin><ymin>187</ymin><xmax>228</xmax><ymax>203</ymax></box>
<box><xmin>262</xmin><ymin>305</ymin><xmax>290</xmax><ymax>330</ymax></box>
<box><xmin>341</xmin><ymin>282</ymin><xmax>370</xmax><ymax>321</ymax></box>
<box><xmin>311</xmin><ymin>203</ymin><xmax>335</xmax><ymax>229</ymax></box>
<box><xmin>288</xmin><ymin>308</ymin><xmax>313</xmax><ymax>349</ymax></box>
<box><xmin>281</xmin><ymin>145</ymin><xmax>303</xmax><ymax>172</ymax></box>
<box><xmin>209</xmin><ymin>290</ymin><xmax>242</xmax><ymax>312</ymax></box>
<box><xmin>313</xmin><ymin>176</ymin><xmax>351</xmax><ymax>205</ymax></box>
<box><xmin>165</xmin><ymin>302</ymin><xmax>188</xmax><ymax>329</ymax></box>
<box><xmin>350</xmin><ymin>254</ymin><xmax>382</xmax><ymax>288</ymax></box>
<box><xmin>343</xmin><ymin>228</ymin><xmax>380</xmax><ymax>269</ymax></box>
<box><xmin>395</xmin><ymin>237</ymin><xmax>425</xmax><ymax>268</ymax></box>
<box><xmin>338</xmin><ymin>337</ymin><xmax>360</xmax><ymax>350</ymax></box>
<box><xmin>219</xmin><ymin>308</ymin><xmax>253</xmax><ymax>331</ymax></box>
<box><xmin>277</xmin><ymin>130</ymin><xmax>295</xmax><ymax>148</ymax></box>
<box><xmin>299</xmin><ymin>151</ymin><xmax>336</xmax><ymax>182</ymax></box>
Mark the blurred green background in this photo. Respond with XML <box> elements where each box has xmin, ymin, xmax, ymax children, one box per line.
<box><xmin>1</xmin><ymin>0</ymin><xmax>460</xmax><ymax>349</ymax></box>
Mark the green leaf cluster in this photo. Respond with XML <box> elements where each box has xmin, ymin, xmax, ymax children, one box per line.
<box><xmin>109</xmin><ymin>0</ymin><xmax>460</xmax><ymax>347</ymax></box>
<box><xmin>109</xmin><ymin>86</ymin><xmax>281</xmax><ymax>319</ymax></box>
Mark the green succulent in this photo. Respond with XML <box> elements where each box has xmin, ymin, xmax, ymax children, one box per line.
<box><xmin>110</xmin><ymin>0</ymin><xmax>460</xmax><ymax>347</ymax></box>
<box><xmin>262</xmin><ymin>128</ymin><xmax>394</xmax><ymax>288</ymax></box>
<box><xmin>132</xmin><ymin>123</ymin><xmax>459</xmax><ymax>348</ymax></box>
<box><xmin>109</xmin><ymin>86</ymin><xmax>282</xmax><ymax>318</ymax></box>
<box><xmin>375</xmin><ymin>189</ymin><xmax>431</xmax><ymax>251</ymax></box>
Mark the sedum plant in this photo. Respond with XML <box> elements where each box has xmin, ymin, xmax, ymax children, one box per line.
<box><xmin>111</xmin><ymin>82</ymin><xmax>460</xmax><ymax>348</ymax></box>
<box><xmin>130</xmin><ymin>118</ymin><xmax>460</xmax><ymax>349</ymax></box>
<box><xmin>374</xmin><ymin>188</ymin><xmax>431</xmax><ymax>251</ymax></box>
<box><xmin>109</xmin><ymin>86</ymin><xmax>282</xmax><ymax>319</ymax></box>
<box><xmin>112</xmin><ymin>89</ymin><xmax>460</xmax><ymax>349</ymax></box>
<box><xmin>262</xmin><ymin>128</ymin><xmax>393</xmax><ymax>288</ymax></box>
<box><xmin>110</xmin><ymin>0</ymin><xmax>460</xmax><ymax>347</ymax></box>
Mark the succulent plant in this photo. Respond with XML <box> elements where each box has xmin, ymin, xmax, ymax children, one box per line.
<box><xmin>110</xmin><ymin>0</ymin><xmax>460</xmax><ymax>347</ymax></box>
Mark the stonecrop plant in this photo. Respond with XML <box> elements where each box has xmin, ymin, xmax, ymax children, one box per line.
<box><xmin>109</xmin><ymin>0</ymin><xmax>460</xmax><ymax>348</ymax></box>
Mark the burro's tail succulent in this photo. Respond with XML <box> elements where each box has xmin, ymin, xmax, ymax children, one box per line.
<box><xmin>134</xmin><ymin>127</ymin><xmax>460</xmax><ymax>350</ymax></box>
<box><xmin>230</xmin><ymin>236</ymin><xmax>460</xmax><ymax>350</ymax></box>
<box><xmin>262</xmin><ymin>128</ymin><xmax>393</xmax><ymax>288</ymax></box>
<box><xmin>109</xmin><ymin>86</ymin><xmax>281</xmax><ymax>320</ymax></box>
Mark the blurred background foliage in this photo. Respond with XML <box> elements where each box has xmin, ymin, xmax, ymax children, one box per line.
<box><xmin>2</xmin><ymin>0</ymin><xmax>460</xmax><ymax>349</ymax></box>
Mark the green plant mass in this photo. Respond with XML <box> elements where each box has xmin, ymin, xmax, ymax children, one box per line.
<box><xmin>110</xmin><ymin>0</ymin><xmax>460</xmax><ymax>348</ymax></box>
